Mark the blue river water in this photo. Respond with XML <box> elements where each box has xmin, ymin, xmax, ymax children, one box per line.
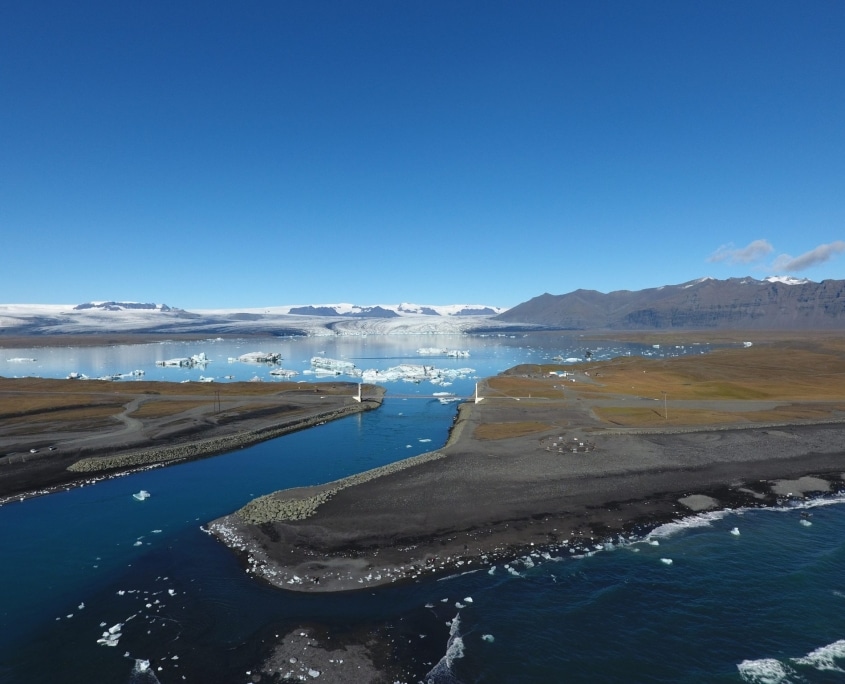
<box><xmin>1</xmin><ymin>333</ymin><xmax>843</xmax><ymax>683</ymax></box>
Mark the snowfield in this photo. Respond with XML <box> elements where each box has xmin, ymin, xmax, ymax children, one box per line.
<box><xmin>0</xmin><ymin>302</ymin><xmax>513</xmax><ymax>337</ymax></box>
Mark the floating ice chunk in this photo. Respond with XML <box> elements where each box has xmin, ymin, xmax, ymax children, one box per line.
<box><xmin>133</xmin><ymin>490</ymin><xmax>150</xmax><ymax>501</ymax></box>
<box><xmin>648</xmin><ymin>540</ymin><xmax>660</xmax><ymax>546</ymax></box>
<box><xmin>97</xmin><ymin>623</ymin><xmax>123</xmax><ymax>647</ymax></box>
<box><xmin>455</xmin><ymin>602</ymin><xmax>465</xmax><ymax>609</ymax></box>
<box><xmin>731</xmin><ymin>527</ymin><xmax>741</xmax><ymax>536</ymax></box>
<box><xmin>310</xmin><ymin>356</ymin><xmax>355</xmax><ymax>373</ymax></box>
<box><xmin>168</xmin><ymin>589</ymin><xmax>176</xmax><ymax>596</ymax></box>
<box><xmin>481</xmin><ymin>634</ymin><xmax>495</xmax><ymax>643</ymax></box>
<box><xmin>660</xmin><ymin>558</ymin><xmax>673</xmax><ymax>565</ymax></box>
<box><xmin>800</xmin><ymin>519</ymin><xmax>812</xmax><ymax>527</ymax></box>
<box><xmin>308</xmin><ymin>668</ymin><xmax>321</xmax><ymax>678</ymax></box>
<box><xmin>463</xmin><ymin>596</ymin><xmax>473</xmax><ymax>603</ymax></box>
<box><xmin>237</xmin><ymin>351</ymin><xmax>281</xmax><ymax>364</ymax></box>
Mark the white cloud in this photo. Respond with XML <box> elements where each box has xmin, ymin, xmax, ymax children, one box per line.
<box><xmin>771</xmin><ymin>241</ymin><xmax>845</xmax><ymax>272</ymax></box>
<box><xmin>708</xmin><ymin>239</ymin><xmax>774</xmax><ymax>264</ymax></box>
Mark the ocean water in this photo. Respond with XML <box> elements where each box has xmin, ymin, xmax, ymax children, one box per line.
<box><xmin>1</xmin><ymin>334</ymin><xmax>843</xmax><ymax>683</ymax></box>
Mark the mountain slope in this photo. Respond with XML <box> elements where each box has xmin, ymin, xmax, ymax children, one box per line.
<box><xmin>495</xmin><ymin>277</ymin><xmax>845</xmax><ymax>330</ymax></box>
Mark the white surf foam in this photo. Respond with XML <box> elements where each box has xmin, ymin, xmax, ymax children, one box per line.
<box><xmin>738</xmin><ymin>637</ymin><xmax>845</xmax><ymax>681</ymax></box>
<box><xmin>647</xmin><ymin>509</ymin><xmax>733</xmax><ymax>540</ymax></box>
<box><xmin>737</xmin><ymin>658</ymin><xmax>794</xmax><ymax>683</ymax></box>
<box><xmin>424</xmin><ymin>613</ymin><xmax>465</xmax><ymax>683</ymax></box>
<box><xmin>128</xmin><ymin>657</ymin><xmax>162</xmax><ymax>683</ymax></box>
<box><xmin>792</xmin><ymin>638</ymin><xmax>845</xmax><ymax>672</ymax></box>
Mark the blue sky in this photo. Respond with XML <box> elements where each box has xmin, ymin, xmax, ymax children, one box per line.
<box><xmin>2</xmin><ymin>1</ymin><xmax>843</xmax><ymax>309</ymax></box>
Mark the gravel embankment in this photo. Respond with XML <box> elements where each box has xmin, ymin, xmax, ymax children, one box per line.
<box><xmin>67</xmin><ymin>404</ymin><xmax>374</xmax><ymax>474</ymax></box>
<box><xmin>235</xmin><ymin>449</ymin><xmax>447</xmax><ymax>524</ymax></box>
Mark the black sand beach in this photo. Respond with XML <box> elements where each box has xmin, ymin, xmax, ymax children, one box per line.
<box><xmin>209</xmin><ymin>392</ymin><xmax>845</xmax><ymax>594</ymax></box>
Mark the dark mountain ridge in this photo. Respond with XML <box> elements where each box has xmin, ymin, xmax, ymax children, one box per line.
<box><xmin>495</xmin><ymin>277</ymin><xmax>845</xmax><ymax>330</ymax></box>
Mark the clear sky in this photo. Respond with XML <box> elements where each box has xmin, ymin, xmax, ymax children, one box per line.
<box><xmin>2</xmin><ymin>1</ymin><xmax>843</xmax><ymax>309</ymax></box>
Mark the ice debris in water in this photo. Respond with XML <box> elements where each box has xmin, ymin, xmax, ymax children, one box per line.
<box><xmin>660</xmin><ymin>558</ymin><xmax>673</xmax><ymax>565</ymax></box>
<box><xmin>97</xmin><ymin>623</ymin><xmax>123</xmax><ymax>647</ymax></box>
<box><xmin>800</xmin><ymin>519</ymin><xmax>812</xmax><ymax>527</ymax></box>
<box><xmin>482</xmin><ymin>634</ymin><xmax>495</xmax><ymax>643</ymax></box>
<box><xmin>133</xmin><ymin>490</ymin><xmax>150</xmax><ymax>501</ymax></box>
<box><xmin>731</xmin><ymin>527</ymin><xmax>741</xmax><ymax>536</ymax></box>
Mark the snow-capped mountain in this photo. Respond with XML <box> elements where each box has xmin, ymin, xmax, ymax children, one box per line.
<box><xmin>0</xmin><ymin>302</ymin><xmax>509</xmax><ymax>337</ymax></box>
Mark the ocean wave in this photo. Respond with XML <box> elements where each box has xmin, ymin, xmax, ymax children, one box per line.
<box><xmin>424</xmin><ymin>613</ymin><xmax>465</xmax><ymax>684</ymax></box>
<box><xmin>738</xmin><ymin>637</ymin><xmax>845</xmax><ymax>682</ymax></box>
<box><xmin>792</xmin><ymin>638</ymin><xmax>845</xmax><ymax>672</ymax></box>
<box><xmin>737</xmin><ymin>657</ymin><xmax>795</xmax><ymax>683</ymax></box>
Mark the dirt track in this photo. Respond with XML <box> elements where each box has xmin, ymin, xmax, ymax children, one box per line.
<box><xmin>0</xmin><ymin>379</ymin><xmax>383</xmax><ymax>500</ymax></box>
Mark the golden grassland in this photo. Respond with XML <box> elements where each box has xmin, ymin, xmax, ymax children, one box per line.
<box><xmin>0</xmin><ymin>377</ymin><xmax>359</xmax><ymax>428</ymax></box>
<box><xmin>474</xmin><ymin>421</ymin><xmax>556</xmax><ymax>441</ymax></box>
<box><xmin>484</xmin><ymin>336</ymin><xmax>845</xmax><ymax>430</ymax></box>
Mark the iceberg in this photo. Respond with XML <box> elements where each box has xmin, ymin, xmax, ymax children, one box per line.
<box><xmin>310</xmin><ymin>356</ymin><xmax>357</xmax><ymax>374</ymax></box>
<box><xmin>269</xmin><ymin>368</ymin><xmax>299</xmax><ymax>378</ymax></box>
<box><xmin>361</xmin><ymin>364</ymin><xmax>474</xmax><ymax>386</ymax></box>
<box><xmin>133</xmin><ymin>490</ymin><xmax>151</xmax><ymax>501</ymax></box>
<box><xmin>157</xmin><ymin>352</ymin><xmax>210</xmax><ymax>368</ymax></box>
<box><xmin>231</xmin><ymin>351</ymin><xmax>282</xmax><ymax>364</ymax></box>
<box><xmin>416</xmin><ymin>348</ymin><xmax>470</xmax><ymax>358</ymax></box>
